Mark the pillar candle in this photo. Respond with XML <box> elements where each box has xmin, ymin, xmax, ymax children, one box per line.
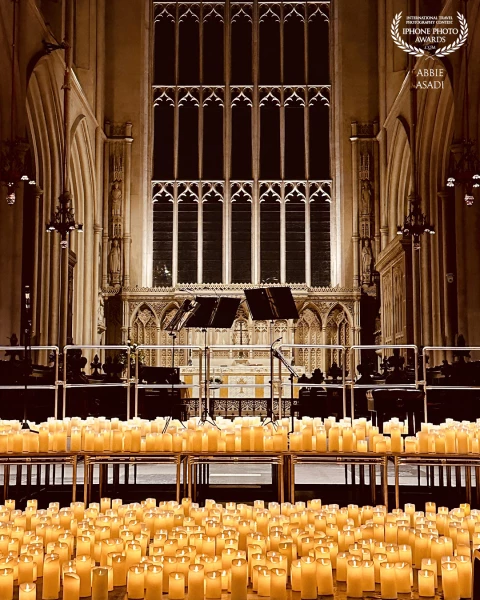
<box><xmin>75</xmin><ymin>555</ymin><xmax>91</xmax><ymax>598</ymax></box>
<box><xmin>18</xmin><ymin>554</ymin><xmax>34</xmax><ymax>584</ymax></box>
<box><xmin>373</xmin><ymin>553</ymin><xmax>387</xmax><ymax>583</ymax></box>
<box><xmin>335</xmin><ymin>552</ymin><xmax>349</xmax><ymax>582</ymax></box>
<box><xmin>418</xmin><ymin>569</ymin><xmax>435</xmax><ymax>597</ymax></box>
<box><xmin>231</xmin><ymin>558</ymin><xmax>247</xmax><ymax>600</ymax></box>
<box><xmin>346</xmin><ymin>560</ymin><xmax>363</xmax><ymax>598</ymax></box>
<box><xmin>42</xmin><ymin>553</ymin><xmax>60</xmax><ymax>599</ymax></box>
<box><xmin>300</xmin><ymin>555</ymin><xmax>317</xmax><ymax>599</ymax></box>
<box><xmin>19</xmin><ymin>583</ymin><xmax>36</xmax><ymax>600</ymax></box>
<box><xmin>205</xmin><ymin>571</ymin><xmax>222</xmax><ymax>599</ymax></box>
<box><xmin>380</xmin><ymin>562</ymin><xmax>397</xmax><ymax>599</ymax></box>
<box><xmin>109</xmin><ymin>554</ymin><xmax>125</xmax><ymax>587</ymax></box>
<box><xmin>188</xmin><ymin>564</ymin><xmax>204</xmax><ymax>597</ymax></box>
<box><xmin>442</xmin><ymin>563</ymin><xmax>460</xmax><ymax>600</ymax></box>
<box><xmin>63</xmin><ymin>572</ymin><xmax>80</xmax><ymax>600</ymax></box>
<box><xmin>455</xmin><ymin>556</ymin><xmax>471</xmax><ymax>599</ymax></box>
<box><xmin>316</xmin><ymin>558</ymin><xmax>333</xmax><ymax>595</ymax></box>
<box><xmin>127</xmin><ymin>566</ymin><xmax>145</xmax><ymax>599</ymax></box>
<box><xmin>0</xmin><ymin>569</ymin><xmax>13</xmax><ymax>600</ymax></box>
<box><xmin>168</xmin><ymin>573</ymin><xmax>185</xmax><ymax>600</ymax></box>
<box><xmin>91</xmin><ymin>567</ymin><xmax>108</xmax><ymax>600</ymax></box>
<box><xmin>395</xmin><ymin>561</ymin><xmax>411</xmax><ymax>593</ymax></box>
<box><xmin>145</xmin><ymin>564</ymin><xmax>163</xmax><ymax>600</ymax></box>
<box><xmin>258</xmin><ymin>568</ymin><xmax>270</xmax><ymax>597</ymax></box>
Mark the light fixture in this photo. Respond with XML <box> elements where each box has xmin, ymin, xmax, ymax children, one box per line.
<box><xmin>45</xmin><ymin>8</ymin><xmax>82</xmax><ymax>248</ymax></box>
<box><xmin>0</xmin><ymin>0</ymin><xmax>35</xmax><ymax>205</ymax></box>
<box><xmin>447</xmin><ymin>0</ymin><xmax>480</xmax><ymax>205</ymax></box>
<box><xmin>397</xmin><ymin>67</ymin><xmax>434</xmax><ymax>250</ymax></box>
<box><xmin>46</xmin><ymin>191</ymin><xmax>83</xmax><ymax>249</ymax></box>
<box><xmin>397</xmin><ymin>193</ymin><xmax>435</xmax><ymax>250</ymax></box>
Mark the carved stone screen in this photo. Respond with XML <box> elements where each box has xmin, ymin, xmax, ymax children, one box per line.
<box><xmin>152</xmin><ymin>1</ymin><xmax>331</xmax><ymax>286</ymax></box>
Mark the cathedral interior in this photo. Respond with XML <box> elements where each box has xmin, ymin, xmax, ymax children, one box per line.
<box><xmin>1</xmin><ymin>1</ymin><xmax>480</xmax><ymax>597</ymax></box>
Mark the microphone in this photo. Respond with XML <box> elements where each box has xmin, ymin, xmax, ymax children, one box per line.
<box><xmin>273</xmin><ymin>336</ymin><xmax>282</xmax><ymax>344</ymax></box>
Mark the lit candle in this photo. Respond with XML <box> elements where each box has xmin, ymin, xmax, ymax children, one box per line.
<box><xmin>145</xmin><ymin>564</ymin><xmax>163</xmax><ymax>600</ymax></box>
<box><xmin>18</xmin><ymin>554</ymin><xmax>34</xmax><ymax>584</ymax></box>
<box><xmin>75</xmin><ymin>555</ymin><xmax>92</xmax><ymax>598</ymax></box>
<box><xmin>91</xmin><ymin>567</ymin><xmax>108</xmax><ymax>600</ymax></box>
<box><xmin>205</xmin><ymin>571</ymin><xmax>222</xmax><ymax>599</ymax></box>
<box><xmin>0</xmin><ymin>568</ymin><xmax>13</xmax><ymax>600</ymax></box>
<box><xmin>418</xmin><ymin>569</ymin><xmax>435</xmax><ymax>597</ymax></box>
<box><xmin>257</xmin><ymin>568</ymin><xmax>270</xmax><ymax>597</ymax></box>
<box><xmin>63</xmin><ymin>572</ymin><xmax>80</xmax><ymax>600</ymax></box>
<box><xmin>395</xmin><ymin>561</ymin><xmax>411</xmax><ymax>593</ymax></box>
<box><xmin>360</xmin><ymin>559</ymin><xmax>375</xmax><ymax>591</ymax></box>
<box><xmin>43</xmin><ymin>553</ymin><xmax>60</xmax><ymax>599</ymax></box>
<box><xmin>380</xmin><ymin>562</ymin><xmax>397</xmax><ymax>599</ymax></box>
<box><xmin>188</xmin><ymin>563</ymin><xmax>204</xmax><ymax>597</ymax></box>
<box><xmin>127</xmin><ymin>565</ymin><xmax>145</xmax><ymax>599</ymax></box>
<box><xmin>300</xmin><ymin>555</ymin><xmax>317</xmax><ymax>599</ymax></box>
<box><xmin>421</xmin><ymin>558</ymin><xmax>437</xmax><ymax>588</ymax></box>
<box><xmin>455</xmin><ymin>556</ymin><xmax>471</xmax><ymax>599</ymax></box>
<box><xmin>442</xmin><ymin>562</ymin><xmax>460</xmax><ymax>600</ymax></box>
<box><xmin>231</xmin><ymin>558</ymin><xmax>247</xmax><ymax>600</ymax></box>
<box><xmin>168</xmin><ymin>572</ymin><xmax>185</xmax><ymax>600</ymax></box>
<box><xmin>19</xmin><ymin>582</ymin><xmax>36</xmax><ymax>600</ymax></box>
<box><xmin>316</xmin><ymin>558</ymin><xmax>333</xmax><ymax>595</ymax></box>
<box><xmin>346</xmin><ymin>560</ymin><xmax>363</xmax><ymax>598</ymax></box>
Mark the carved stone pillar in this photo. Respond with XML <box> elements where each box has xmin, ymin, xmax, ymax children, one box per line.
<box><xmin>103</xmin><ymin>121</ymin><xmax>133</xmax><ymax>289</ymax></box>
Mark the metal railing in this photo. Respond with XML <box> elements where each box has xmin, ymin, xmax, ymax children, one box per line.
<box><xmin>135</xmin><ymin>345</ymin><xmax>203</xmax><ymax>418</ymax></box>
<box><xmin>348</xmin><ymin>345</ymin><xmax>419</xmax><ymax>420</ymax></box>
<box><xmin>0</xmin><ymin>345</ymin><xmax>60</xmax><ymax>417</ymax></box>
<box><xmin>62</xmin><ymin>345</ymin><xmax>130</xmax><ymax>419</ymax></box>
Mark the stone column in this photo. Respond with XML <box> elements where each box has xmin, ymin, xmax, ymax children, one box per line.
<box><xmin>123</xmin><ymin>125</ymin><xmax>133</xmax><ymax>287</ymax></box>
<box><xmin>102</xmin><ymin>136</ymin><xmax>110</xmax><ymax>287</ymax></box>
<box><xmin>172</xmin><ymin>190</ymin><xmax>179</xmax><ymax>286</ymax></box>
<box><xmin>280</xmin><ymin>194</ymin><xmax>286</xmax><ymax>283</ymax></box>
<box><xmin>350</xmin><ymin>133</ymin><xmax>360</xmax><ymax>287</ymax></box>
<box><xmin>305</xmin><ymin>197</ymin><xmax>311</xmax><ymax>286</ymax></box>
<box><xmin>439</xmin><ymin>190</ymin><xmax>454</xmax><ymax>360</ymax></box>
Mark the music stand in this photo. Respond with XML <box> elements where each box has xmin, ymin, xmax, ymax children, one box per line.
<box><xmin>244</xmin><ymin>287</ymin><xmax>299</xmax><ymax>425</ymax></box>
<box><xmin>162</xmin><ymin>300</ymin><xmax>195</xmax><ymax>431</ymax></box>
<box><xmin>185</xmin><ymin>296</ymin><xmax>241</xmax><ymax>426</ymax></box>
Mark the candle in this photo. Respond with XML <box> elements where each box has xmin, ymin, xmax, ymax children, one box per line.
<box><xmin>205</xmin><ymin>571</ymin><xmax>222</xmax><ymax>599</ymax></box>
<box><xmin>358</xmin><ymin>558</ymin><xmax>374</xmax><ymax>591</ymax></box>
<box><xmin>43</xmin><ymin>553</ymin><xmax>60</xmax><ymax>599</ymax></box>
<box><xmin>300</xmin><ymin>555</ymin><xmax>317</xmax><ymax>599</ymax></box>
<box><xmin>168</xmin><ymin>572</ymin><xmax>185</xmax><ymax>600</ymax></box>
<box><xmin>0</xmin><ymin>568</ymin><xmax>13</xmax><ymax>600</ymax></box>
<box><xmin>76</xmin><ymin>555</ymin><xmax>92</xmax><ymax>598</ymax></box>
<box><xmin>19</xmin><ymin>583</ymin><xmax>36</xmax><ymax>600</ymax></box>
<box><xmin>91</xmin><ymin>567</ymin><xmax>108</xmax><ymax>600</ymax></box>
<box><xmin>188</xmin><ymin>564</ymin><xmax>204</xmax><ymax>597</ymax></box>
<box><xmin>231</xmin><ymin>558</ymin><xmax>247</xmax><ymax>600</ymax></box>
<box><xmin>316</xmin><ymin>558</ymin><xmax>333</xmax><ymax>595</ymax></box>
<box><xmin>418</xmin><ymin>569</ymin><xmax>435</xmax><ymax>597</ymax></box>
<box><xmin>257</xmin><ymin>568</ymin><xmax>270</xmax><ymax>597</ymax></box>
<box><xmin>346</xmin><ymin>560</ymin><xmax>363</xmax><ymax>598</ymax></box>
<box><xmin>145</xmin><ymin>564</ymin><xmax>163</xmax><ymax>600</ymax></box>
<box><xmin>18</xmin><ymin>555</ymin><xmax>34</xmax><ymax>584</ymax></box>
<box><xmin>395</xmin><ymin>561</ymin><xmax>411</xmax><ymax>593</ymax></box>
<box><xmin>442</xmin><ymin>563</ymin><xmax>460</xmax><ymax>600</ymax></box>
<box><xmin>455</xmin><ymin>556</ymin><xmax>472</xmax><ymax>599</ymax></box>
<box><xmin>380</xmin><ymin>562</ymin><xmax>397</xmax><ymax>599</ymax></box>
<box><xmin>63</xmin><ymin>572</ymin><xmax>80</xmax><ymax>600</ymax></box>
<box><xmin>127</xmin><ymin>566</ymin><xmax>145</xmax><ymax>599</ymax></box>
<box><xmin>421</xmin><ymin>558</ymin><xmax>437</xmax><ymax>588</ymax></box>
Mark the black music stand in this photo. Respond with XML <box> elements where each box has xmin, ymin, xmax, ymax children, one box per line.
<box><xmin>244</xmin><ymin>287</ymin><xmax>299</xmax><ymax>425</ymax></box>
<box><xmin>185</xmin><ymin>297</ymin><xmax>241</xmax><ymax>426</ymax></box>
<box><xmin>162</xmin><ymin>300</ymin><xmax>195</xmax><ymax>431</ymax></box>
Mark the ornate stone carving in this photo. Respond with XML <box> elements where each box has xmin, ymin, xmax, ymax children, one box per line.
<box><xmin>108</xmin><ymin>238</ymin><xmax>121</xmax><ymax>286</ymax></box>
<box><xmin>361</xmin><ymin>238</ymin><xmax>373</xmax><ymax>285</ymax></box>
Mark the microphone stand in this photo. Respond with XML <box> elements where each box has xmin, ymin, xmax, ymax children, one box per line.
<box><xmin>263</xmin><ymin>334</ymin><xmax>283</xmax><ymax>428</ymax></box>
<box><xmin>272</xmin><ymin>346</ymin><xmax>298</xmax><ymax>433</ymax></box>
<box><xmin>22</xmin><ymin>286</ymin><xmax>37</xmax><ymax>432</ymax></box>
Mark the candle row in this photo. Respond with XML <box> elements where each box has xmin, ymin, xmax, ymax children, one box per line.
<box><xmin>0</xmin><ymin>415</ymin><xmax>480</xmax><ymax>454</ymax></box>
<box><xmin>0</xmin><ymin>495</ymin><xmax>476</xmax><ymax>599</ymax></box>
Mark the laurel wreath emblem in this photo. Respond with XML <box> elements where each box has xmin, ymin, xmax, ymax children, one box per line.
<box><xmin>391</xmin><ymin>11</ymin><xmax>468</xmax><ymax>58</ymax></box>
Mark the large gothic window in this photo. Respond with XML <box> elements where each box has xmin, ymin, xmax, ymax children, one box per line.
<box><xmin>152</xmin><ymin>1</ymin><xmax>331</xmax><ymax>286</ymax></box>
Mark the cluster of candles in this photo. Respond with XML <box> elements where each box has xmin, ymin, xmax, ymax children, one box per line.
<box><xmin>1</xmin><ymin>416</ymin><xmax>480</xmax><ymax>455</ymax></box>
<box><xmin>0</xmin><ymin>495</ymin><xmax>475</xmax><ymax>599</ymax></box>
